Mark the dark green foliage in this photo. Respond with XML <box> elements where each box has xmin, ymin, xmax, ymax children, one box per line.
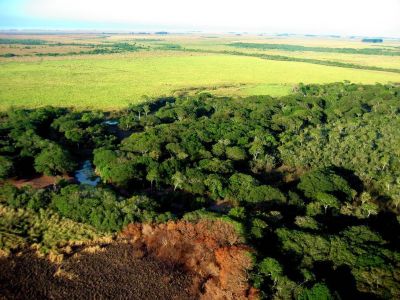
<box><xmin>298</xmin><ymin>283</ymin><xmax>333</xmax><ymax>300</ymax></box>
<box><xmin>230</xmin><ymin>42</ymin><xmax>400</xmax><ymax>56</ymax></box>
<box><xmin>298</xmin><ymin>169</ymin><xmax>355</xmax><ymax>201</ymax></box>
<box><xmin>276</xmin><ymin>226</ymin><xmax>400</xmax><ymax>298</ymax></box>
<box><xmin>225</xmin><ymin>146</ymin><xmax>248</xmax><ymax>160</ymax></box>
<box><xmin>0</xmin><ymin>156</ymin><xmax>14</xmax><ymax>179</ymax></box>
<box><xmin>248</xmin><ymin>186</ymin><xmax>286</xmax><ymax>204</ymax></box>
<box><xmin>34</xmin><ymin>144</ymin><xmax>77</xmax><ymax>175</ymax></box>
<box><xmin>34</xmin><ymin>42</ymin><xmax>145</xmax><ymax>57</ymax></box>
<box><xmin>51</xmin><ymin>185</ymin><xmax>165</xmax><ymax>231</ymax></box>
<box><xmin>297</xmin><ymin>169</ymin><xmax>356</xmax><ymax>215</ymax></box>
<box><xmin>156</xmin><ymin>43</ymin><xmax>182</xmax><ymax>50</ymax></box>
<box><xmin>0</xmin><ymin>38</ymin><xmax>47</xmax><ymax>45</ymax></box>
<box><xmin>0</xmin><ymin>53</ymin><xmax>16</xmax><ymax>58</ymax></box>
<box><xmin>0</xmin><ymin>184</ymin><xmax>50</xmax><ymax>212</ymax></box>
<box><xmin>258</xmin><ymin>257</ymin><xmax>283</xmax><ymax>280</ymax></box>
<box><xmin>279</xmin><ymin>83</ymin><xmax>400</xmax><ymax>204</ymax></box>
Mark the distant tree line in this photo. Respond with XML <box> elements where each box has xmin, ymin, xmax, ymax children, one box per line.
<box><xmin>230</xmin><ymin>42</ymin><xmax>400</xmax><ymax>56</ymax></box>
<box><xmin>362</xmin><ymin>38</ymin><xmax>383</xmax><ymax>43</ymax></box>
<box><xmin>0</xmin><ymin>38</ymin><xmax>47</xmax><ymax>45</ymax></box>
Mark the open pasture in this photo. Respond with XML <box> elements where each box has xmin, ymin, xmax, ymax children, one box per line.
<box><xmin>1</xmin><ymin>52</ymin><xmax>400</xmax><ymax>110</ymax></box>
<box><xmin>0</xmin><ymin>33</ymin><xmax>399</xmax><ymax>110</ymax></box>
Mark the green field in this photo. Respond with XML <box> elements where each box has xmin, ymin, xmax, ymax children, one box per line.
<box><xmin>1</xmin><ymin>33</ymin><xmax>400</xmax><ymax>110</ymax></box>
<box><xmin>1</xmin><ymin>52</ymin><xmax>400</xmax><ymax>110</ymax></box>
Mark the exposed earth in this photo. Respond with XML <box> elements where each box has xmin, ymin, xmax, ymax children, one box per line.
<box><xmin>0</xmin><ymin>243</ymin><xmax>194</xmax><ymax>300</ymax></box>
<box><xmin>0</xmin><ymin>220</ymin><xmax>255</xmax><ymax>300</ymax></box>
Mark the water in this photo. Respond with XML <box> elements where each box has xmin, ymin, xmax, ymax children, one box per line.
<box><xmin>75</xmin><ymin>160</ymin><xmax>101</xmax><ymax>186</ymax></box>
<box><xmin>103</xmin><ymin>120</ymin><xmax>119</xmax><ymax>126</ymax></box>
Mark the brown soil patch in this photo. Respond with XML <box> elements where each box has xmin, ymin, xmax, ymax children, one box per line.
<box><xmin>122</xmin><ymin>220</ymin><xmax>257</xmax><ymax>300</ymax></box>
<box><xmin>0</xmin><ymin>220</ymin><xmax>257</xmax><ymax>300</ymax></box>
<box><xmin>7</xmin><ymin>174</ymin><xmax>73</xmax><ymax>189</ymax></box>
<box><xmin>0</xmin><ymin>243</ymin><xmax>193</xmax><ymax>300</ymax></box>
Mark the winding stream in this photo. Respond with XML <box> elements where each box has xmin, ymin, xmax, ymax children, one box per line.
<box><xmin>74</xmin><ymin>160</ymin><xmax>101</xmax><ymax>186</ymax></box>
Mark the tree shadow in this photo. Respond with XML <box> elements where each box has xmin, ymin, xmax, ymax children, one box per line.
<box><xmin>313</xmin><ymin>262</ymin><xmax>378</xmax><ymax>300</ymax></box>
<box><xmin>329</xmin><ymin>166</ymin><xmax>364</xmax><ymax>193</ymax></box>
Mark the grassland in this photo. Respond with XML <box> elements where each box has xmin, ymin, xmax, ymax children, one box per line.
<box><xmin>0</xmin><ymin>33</ymin><xmax>399</xmax><ymax>109</ymax></box>
<box><xmin>2</xmin><ymin>53</ymin><xmax>400</xmax><ymax>109</ymax></box>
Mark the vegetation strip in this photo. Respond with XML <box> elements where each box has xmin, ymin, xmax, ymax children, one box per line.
<box><xmin>179</xmin><ymin>48</ymin><xmax>400</xmax><ymax>74</ymax></box>
<box><xmin>229</xmin><ymin>42</ymin><xmax>400</xmax><ymax>56</ymax></box>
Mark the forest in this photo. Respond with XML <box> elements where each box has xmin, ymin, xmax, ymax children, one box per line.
<box><xmin>0</xmin><ymin>82</ymin><xmax>399</xmax><ymax>299</ymax></box>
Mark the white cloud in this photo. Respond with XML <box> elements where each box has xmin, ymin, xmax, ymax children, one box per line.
<box><xmin>22</xmin><ymin>0</ymin><xmax>400</xmax><ymax>36</ymax></box>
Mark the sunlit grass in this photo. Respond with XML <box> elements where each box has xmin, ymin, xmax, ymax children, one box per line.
<box><xmin>1</xmin><ymin>53</ymin><xmax>399</xmax><ymax>110</ymax></box>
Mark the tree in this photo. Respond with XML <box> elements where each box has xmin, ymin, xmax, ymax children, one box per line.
<box><xmin>298</xmin><ymin>283</ymin><xmax>333</xmax><ymax>300</ymax></box>
<box><xmin>146</xmin><ymin>167</ymin><xmax>160</xmax><ymax>189</ymax></box>
<box><xmin>184</xmin><ymin>168</ymin><xmax>206</xmax><ymax>194</ymax></box>
<box><xmin>14</xmin><ymin>129</ymin><xmax>47</xmax><ymax>157</ymax></box>
<box><xmin>198</xmin><ymin>158</ymin><xmax>233</xmax><ymax>174</ymax></box>
<box><xmin>314</xmin><ymin>192</ymin><xmax>340</xmax><ymax>213</ymax></box>
<box><xmin>247</xmin><ymin>185</ymin><xmax>286</xmax><ymax>204</ymax></box>
<box><xmin>249</xmin><ymin>139</ymin><xmax>264</xmax><ymax>160</ymax></box>
<box><xmin>166</xmin><ymin>143</ymin><xmax>188</xmax><ymax>160</ymax></box>
<box><xmin>212</xmin><ymin>142</ymin><xmax>226</xmax><ymax>157</ymax></box>
<box><xmin>64</xmin><ymin>128</ymin><xmax>85</xmax><ymax>147</ymax></box>
<box><xmin>143</xmin><ymin>104</ymin><xmax>150</xmax><ymax>117</ymax></box>
<box><xmin>204</xmin><ymin>174</ymin><xmax>226</xmax><ymax>199</ymax></box>
<box><xmin>360</xmin><ymin>202</ymin><xmax>378</xmax><ymax>218</ymax></box>
<box><xmin>172</xmin><ymin>171</ymin><xmax>185</xmax><ymax>191</ymax></box>
<box><xmin>119</xmin><ymin>114</ymin><xmax>137</xmax><ymax>130</ymax></box>
<box><xmin>225</xmin><ymin>146</ymin><xmax>247</xmax><ymax>161</ymax></box>
<box><xmin>251</xmin><ymin>218</ymin><xmax>268</xmax><ymax>238</ymax></box>
<box><xmin>259</xmin><ymin>257</ymin><xmax>283</xmax><ymax>283</ymax></box>
<box><xmin>122</xmin><ymin>131</ymin><xmax>162</xmax><ymax>158</ymax></box>
<box><xmin>295</xmin><ymin>216</ymin><xmax>320</xmax><ymax>230</ymax></box>
<box><xmin>0</xmin><ymin>156</ymin><xmax>13</xmax><ymax>179</ymax></box>
<box><xmin>228</xmin><ymin>173</ymin><xmax>259</xmax><ymax>202</ymax></box>
<box><xmin>128</xmin><ymin>103</ymin><xmax>143</xmax><ymax>120</ymax></box>
<box><xmin>298</xmin><ymin>169</ymin><xmax>355</xmax><ymax>202</ymax></box>
<box><xmin>34</xmin><ymin>144</ymin><xmax>76</xmax><ymax>175</ymax></box>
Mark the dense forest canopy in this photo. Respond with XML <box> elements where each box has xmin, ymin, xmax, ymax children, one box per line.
<box><xmin>1</xmin><ymin>82</ymin><xmax>400</xmax><ymax>299</ymax></box>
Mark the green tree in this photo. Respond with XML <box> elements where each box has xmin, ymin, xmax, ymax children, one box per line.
<box><xmin>0</xmin><ymin>156</ymin><xmax>13</xmax><ymax>179</ymax></box>
<box><xmin>34</xmin><ymin>144</ymin><xmax>76</xmax><ymax>175</ymax></box>
<box><xmin>259</xmin><ymin>257</ymin><xmax>283</xmax><ymax>283</ymax></box>
<box><xmin>247</xmin><ymin>185</ymin><xmax>286</xmax><ymax>204</ymax></box>
<box><xmin>225</xmin><ymin>146</ymin><xmax>247</xmax><ymax>161</ymax></box>
<box><xmin>146</xmin><ymin>167</ymin><xmax>160</xmax><ymax>189</ymax></box>
<box><xmin>314</xmin><ymin>192</ymin><xmax>340</xmax><ymax>213</ymax></box>
<box><xmin>204</xmin><ymin>174</ymin><xmax>226</xmax><ymax>199</ymax></box>
<box><xmin>298</xmin><ymin>283</ymin><xmax>333</xmax><ymax>300</ymax></box>
<box><xmin>172</xmin><ymin>171</ymin><xmax>186</xmax><ymax>191</ymax></box>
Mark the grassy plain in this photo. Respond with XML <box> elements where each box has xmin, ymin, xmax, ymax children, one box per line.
<box><xmin>0</xmin><ymin>33</ymin><xmax>399</xmax><ymax>110</ymax></box>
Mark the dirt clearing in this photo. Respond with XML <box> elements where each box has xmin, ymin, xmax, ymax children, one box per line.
<box><xmin>0</xmin><ymin>243</ymin><xmax>193</xmax><ymax>300</ymax></box>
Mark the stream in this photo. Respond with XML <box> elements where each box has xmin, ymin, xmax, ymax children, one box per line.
<box><xmin>74</xmin><ymin>160</ymin><xmax>101</xmax><ymax>186</ymax></box>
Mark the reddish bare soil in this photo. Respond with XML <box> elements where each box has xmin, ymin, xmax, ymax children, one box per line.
<box><xmin>0</xmin><ymin>243</ymin><xmax>193</xmax><ymax>300</ymax></box>
<box><xmin>7</xmin><ymin>174</ymin><xmax>73</xmax><ymax>189</ymax></box>
<box><xmin>123</xmin><ymin>220</ymin><xmax>257</xmax><ymax>300</ymax></box>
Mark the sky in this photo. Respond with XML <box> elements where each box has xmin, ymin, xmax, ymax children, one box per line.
<box><xmin>0</xmin><ymin>0</ymin><xmax>399</xmax><ymax>37</ymax></box>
